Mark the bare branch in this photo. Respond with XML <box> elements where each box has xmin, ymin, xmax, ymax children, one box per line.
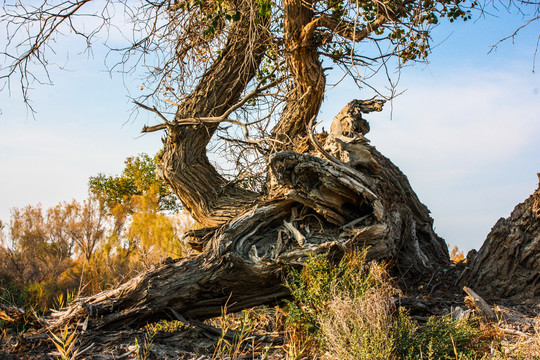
<box><xmin>133</xmin><ymin>100</ymin><xmax>174</xmax><ymax>125</ymax></box>
<box><xmin>306</xmin><ymin>115</ymin><xmax>347</xmax><ymax>166</ymax></box>
<box><xmin>141</xmin><ymin>123</ymin><xmax>168</xmax><ymax>133</ymax></box>
<box><xmin>489</xmin><ymin>14</ymin><xmax>540</xmax><ymax>72</ymax></box>
<box><xmin>1</xmin><ymin>0</ymin><xmax>110</xmax><ymax>108</ymax></box>
<box><xmin>141</xmin><ymin>75</ymin><xmax>288</xmax><ymax>133</ymax></box>
<box><xmin>317</xmin><ymin>13</ymin><xmax>388</xmax><ymax>42</ymax></box>
<box><xmin>490</xmin><ymin>14</ymin><xmax>540</xmax><ymax>50</ymax></box>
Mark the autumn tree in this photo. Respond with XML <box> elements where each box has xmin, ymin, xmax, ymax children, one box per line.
<box><xmin>88</xmin><ymin>153</ymin><xmax>187</xmax><ymax>265</ymax></box>
<box><xmin>0</xmin><ymin>204</ymin><xmax>80</xmax><ymax>309</ymax></box>
<box><xmin>0</xmin><ymin>0</ymin><xmax>497</xmax><ymax>330</ymax></box>
<box><xmin>6</xmin><ymin>205</ymin><xmax>73</xmax><ymax>285</ymax></box>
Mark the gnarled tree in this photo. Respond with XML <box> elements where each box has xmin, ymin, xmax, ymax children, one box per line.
<box><xmin>2</xmin><ymin>0</ymin><xmax>473</xmax><ymax>330</ymax></box>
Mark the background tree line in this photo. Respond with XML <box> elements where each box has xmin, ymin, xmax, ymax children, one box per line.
<box><xmin>0</xmin><ymin>153</ymin><xmax>190</xmax><ymax>312</ymax></box>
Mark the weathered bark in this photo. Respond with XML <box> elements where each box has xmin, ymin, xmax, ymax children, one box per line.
<box><xmin>46</xmin><ymin>101</ymin><xmax>449</xmax><ymax>331</ymax></box>
<box><xmin>460</xmin><ymin>175</ymin><xmax>540</xmax><ymax>302</ymax></box>
<box><xmin>321</xmin><ymin>100</ymin><xmax>449</xmax><ymax>273</ymax></box>
<box><xmin>158</xmin><ymin>5</ymin><xmax>268</xmax><ymax>227</ymax></box>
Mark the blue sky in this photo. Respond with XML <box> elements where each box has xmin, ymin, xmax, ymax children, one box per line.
<box><xmin>1</xmin><ymin>5</ymin><xmax>539</xmax><ymax>252</ymax></box>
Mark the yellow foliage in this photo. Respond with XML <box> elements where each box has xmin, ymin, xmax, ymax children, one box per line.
<box><xmin>450</xmin><ymin>245</ymin><xmax>466</xmax><ymax>263</ymax></box>
<box><xmin>126</xmin><ymin>188</ymin><xmax>186</xmax><ymax>267</ymax></box>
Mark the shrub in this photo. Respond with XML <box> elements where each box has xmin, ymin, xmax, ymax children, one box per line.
<box><xmin>394</xmin><ymin>313</ymin><xmax>485</xmax><ymax>360</ymax></box>
<box><xmin>285</xmin><ymin>250</ymin><xmax>392</xmax><ymax>336</ymax></box>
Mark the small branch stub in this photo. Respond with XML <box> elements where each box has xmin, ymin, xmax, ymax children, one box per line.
<box><xmin>463</xmin><ymin>286</ymin><xmax>498</xmax><ymax>322</ymax></box>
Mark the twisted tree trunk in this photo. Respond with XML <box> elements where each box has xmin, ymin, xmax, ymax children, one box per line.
<box><xmin>272</xmin><ymin>0</ymin><xmax>326</xmax><ymax>147</ymax></box>
<box><xmin>45</xmin><ymin>0</ymin><xmax>451</xmax><ymax>333</ymax></box>
<box><xmin>156</xmin><ymin>5</ymin><xmax>268</xmax><ymax>227</ymax></box>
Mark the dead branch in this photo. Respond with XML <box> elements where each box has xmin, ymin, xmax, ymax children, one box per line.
<box><xmin>463</xmin><ymin>286</ymin><xmax>498</xmax><ymax>322</ymax></box>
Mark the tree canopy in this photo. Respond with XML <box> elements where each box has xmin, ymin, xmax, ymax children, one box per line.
<box><xmin>2</xmin><ymin>0</ymin><xmax>473</xmax><ymax>117</ymax></box>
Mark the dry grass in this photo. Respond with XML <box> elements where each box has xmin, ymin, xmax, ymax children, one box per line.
<box><xmin>320</xmin><ymin>285</ymin><xmax>396</xmax><ymax>360</ymax></box>
<box><xmin>209</xmin><ymin>306</ymin><xmax>286</xmax><ymax>359</ymax></box>
<box><xmin>283</xmin><ymin>251</ymin><xmax>491</xmax><ymax>360</ymax></box>
<box><xmin>490</xmin><ymin>321</ymin><xmax>540</xmax><ymax>359</ymax></box>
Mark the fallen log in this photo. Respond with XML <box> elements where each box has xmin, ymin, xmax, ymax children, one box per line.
<box><xmin>463</xmin><ymin>286</ymin><xmax>498</xmax><ymax>322</ymax></box>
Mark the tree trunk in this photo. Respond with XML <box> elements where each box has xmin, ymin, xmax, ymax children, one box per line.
<box><xmin>158</xmin><ymin>5</ymin><xmax>268</xmax><ymax>227</ymax></box>
<box><xmin>272</xmin><ymin>0</ymin><xmax>326</xmax><ymax>148</ymax></box>
<box><xmin>46</xmin><ymin>101</ymin><xmax>449</xmax><ymax>331</ymax></box>
<box><xmin>460</xmin><ymin>174</ymin><xmax>540</xmax><ymax>303</ymax></box>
